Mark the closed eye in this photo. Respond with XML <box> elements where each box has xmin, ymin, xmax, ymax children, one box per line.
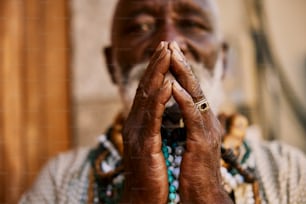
<box><xmin>177</xmin><ymin>18</ymin><xmax>211</xmax><ymax>34</ymax></box>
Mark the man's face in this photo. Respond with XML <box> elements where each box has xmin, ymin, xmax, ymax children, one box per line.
<box><xmin>108</xmin><ymin>0</ymin><xmax>225</xmax><ymax>116</ymax></box>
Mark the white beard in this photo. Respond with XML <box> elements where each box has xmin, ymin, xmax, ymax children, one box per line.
<box><xmin>118</xmin><ymin>54</ymin><xmax>225</xmax><ymax>117</ymax></box>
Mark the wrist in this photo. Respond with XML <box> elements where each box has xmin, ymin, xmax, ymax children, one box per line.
<box><xmin>203</xmin><ymin>186</ymin><xmax>233</xmax><ymax>204</ymax></box>
<box><xmin>182</xmin><ymin>185</ymin><xmax>233</xmax><ymax>204</ymax></box>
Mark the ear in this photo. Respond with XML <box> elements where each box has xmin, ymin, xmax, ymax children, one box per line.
<box><xmin>103</xmin><ymin>46</ymin><xmax>118</xmax><ymax>84</ymax></box>
<box><xmin>221</xmin><ymin>42</ymin><xmax>229</xmax><ymax>79</ymax></box>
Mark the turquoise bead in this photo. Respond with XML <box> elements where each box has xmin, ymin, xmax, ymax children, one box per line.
<box><xmin>168</xmin><ymin>175</ymin><xmax>174</xmax><ymax>183</ymax></box>
<box><xmin>172</xmin><ymin>143</ymin><xmax>178</xmax><ymax>148</ymax></box>
<box><xmin>169</xmin><ymin>185</ymin><xmax>176</xmax><ymax>193</ymax></box>
<box><xmin>162</xmin><ymin>146</ymin><xmax>168</xmax><ymax>153</ymax></box>
<box><xmin>167</xmin><ymin>169</ymin><xmax>172</xmax><ymax>176</ymax></box>
<box><xmin>166</xmin><ymin>160</ymin><xmax>171</xmax><ymax>167</ymax></box>
<box><xmin>164</xmin><ymin>151</ymin><xmax>169</xmax><ymax>158</ymax></box>
<box><xmin>169</xmin><ymin>193</ymin><xmax>176</xmax><ymax>201</ymax></box>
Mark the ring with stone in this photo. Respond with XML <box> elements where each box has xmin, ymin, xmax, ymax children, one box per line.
<box><xmin>194</xmin><ymin>98</ymin><xmax>209</xmax><ymax>113</ymax></box>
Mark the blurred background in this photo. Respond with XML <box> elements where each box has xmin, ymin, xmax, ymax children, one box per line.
<box><xmin>1</xmin><ymin>0</ymin><xmax>305</xmax><ymax>203</ymax></box>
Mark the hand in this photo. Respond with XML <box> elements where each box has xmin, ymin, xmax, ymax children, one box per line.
<box><xmin>169</xmin><ymin>41</ymin><xmax>232</xmax><ymax>203</ymax></box>
<box><xmin>121</xmin><ymin>41</ymin><xmax>171</xmax><ymax>203</ymax></box>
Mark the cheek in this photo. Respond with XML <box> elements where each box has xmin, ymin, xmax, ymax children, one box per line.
<box><xmin>194</xmin><ymin>56</ymin><xmax>224</xmax><ymax>113</ymax></box>
<box><xmin>115</xmin><ymin>40</ymin><xmax>151</xmax><ymax>74</ymax></box>
<box><xmin>190</xmin><ymin>35</ymin><xmax>220</xmax><ymax>70</ymax></box>
<box><xmin>122</xmin><ymin>80</ymin><xmax>140</xmax><ymax>106</ymax></box>
<box><xmin>119</xmin><ymin>82</ymin><xmax>138</xmax><ymax>117</ymax></box>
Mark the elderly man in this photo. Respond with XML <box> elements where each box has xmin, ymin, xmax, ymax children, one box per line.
<box><xmin>20</xmin><ymin>0</ymin><xmax>306</xmax><ymax>203</ymax></box>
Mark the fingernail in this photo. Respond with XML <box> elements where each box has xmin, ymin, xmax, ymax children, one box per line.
<box><xmin>163</xmin><ymin>79</ymin><xmax>171</xmax><ymax>87</ymax></box>
<box><xmin>165</xmin><ymin>72</ymin><xmax>175</xmax><ymax>81</ymax></box>
<box><xmin>157</xmin><ymin>41</ymin><xmax>165</xmax><ymax>51</ymax></box>
<box><xmin>172</xmin><ymin>41</ymin><xmax>180</xmax><ymax>51</ymax></box>
<box><xmin>173</xmin><ymin>48</ymin><xmax>182</xmax><ymax>59</ymax></box>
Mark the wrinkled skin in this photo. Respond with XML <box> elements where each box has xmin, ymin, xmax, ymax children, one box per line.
<box><xmin>104</xmin><ymin>0</ymin><xmax>233</xmax><ymax>203</ymax></box>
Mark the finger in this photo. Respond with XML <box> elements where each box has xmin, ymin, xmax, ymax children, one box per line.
<box><xmin>173</xmin><ymin>80</ymin><xmax>223</xmax><ymax>151</ymax></box>
<box><xmin>172</xmin><ymin>80</ymin><xmax>205</xmax><ymax>143</ymax></box>
<box><xmin>169</xmin><ymin>41</ymin><xmax>204</xmax><ymax>102</ymax></box>
<box><xmin>169</xmin><ymin>41</ymin><xmax>216</xmax><ymax>125</ymax></box>
<box><xmin>131</xmin><ymin>42</ymin><xmax>171</xmax><ymax>120</ymax></box>
<box><xmin>142</xmin><ymin>80</ymin><xmax>172</xmax><ymax>154</ymax></box>
<box><xmin>138</xmin><ymin>41</ymin><xmax>171</xmax><ymax>98</ymax></box>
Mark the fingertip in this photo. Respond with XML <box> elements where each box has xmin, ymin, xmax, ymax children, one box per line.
<box><xmin>172</xmin><ymin>41</ymin><xmax>180</xmax><ymax>50</ymax></box>
<box><xmin>169</xmin><ymin>41</ymin><xmax>179</xmax><ymax>51</ymax></box>
<box><xmin>157</xmin><ymin>41</ymin><xmax>165</xmax><ymax>51</ymax></box>
<box><xmin>163</xmin><ymin>78</ymin><xmax>171</xmax><ymax>88</ymax></box>
<box><xmin>172</xmin><ymin>80</ymin><xmax>183</xmax><ymax>92</ymax></box>
<box><xmin>171</xmin><ymin>48</ymin><xmax>184</xmax><ymax>66</ymax></box>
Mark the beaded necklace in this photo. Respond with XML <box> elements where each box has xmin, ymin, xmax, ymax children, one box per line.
<box><xmin>87</xmin><ymin>113</ymin><xmax>261</xmax><ymax>204</ymax></box>
<box><xmin>161</xmin><ymin>127</ymin><xmax>186</xmax><ymax>204</ymax></box>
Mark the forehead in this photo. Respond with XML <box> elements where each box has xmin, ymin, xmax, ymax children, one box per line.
<box><xmin>115</xmin><ymin>0</ymin><xmax>216</xmax><ymax>17</ymax></box>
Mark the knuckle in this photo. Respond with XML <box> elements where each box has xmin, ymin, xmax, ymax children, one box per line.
<box><xmin>191</xmin><ymin>85</ymin><xmax>203</xmax><ymax>99</ymax></box>
<box><xmin>207</xmin><ymin>129</ymin><xmax>221</xmax><ymax>149</ymax></box>
<box><xmin>136</xmin><ymin>85</ymin><xmax>149</xmax><ymax>100</ymax></box>
<box><xmin>185</xmin><ymin>97</ymin><xmax>195</xmax><ymax>108</ymax></box>
<box><xmin>144</xmin><ymin>109</ymin><xmax>154</xmax><ymax>121</ymax></box>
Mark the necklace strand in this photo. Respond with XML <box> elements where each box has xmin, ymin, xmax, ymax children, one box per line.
<box><xmin>88</xmin><ymin>114</ymin><xmax>261</xmax><ymax>204</ymax></box>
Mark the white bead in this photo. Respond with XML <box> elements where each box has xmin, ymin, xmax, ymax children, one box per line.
<box><xmin>174</xmin><ymin>156</ymin><xmax>182</xmax><ymax>166</ymax></box>
<box><xmin>246</xmin><ymin>188</ymin><xmax>253</xmax><ymax>197</ymax></box>
<box><xmin>175</xmin><ymin>146</ymin><xmax>184</xmax><ymax>156</ymax></box>
<box><xmin>101</xmin><ymin>162</ymin><xmax>113</xmax><ymax>172</ymax></box>
<box><xmin>247</xmin><ymin>198</ymin><xmax>255</xmax><ymax>204</ymax></box>
<box><xmin>223</xmin><ymin>183</ymin><xmax>232</xmax><ymax>193</ymax></box>
<box><xmin>229</xmin><ymin>177</ymin><xmax>237</xmax><ymax>188</ymax></box>
<box><xmin>106</xmin><ymin>190</ymin><xmax>112</xmax><ymax>197</ymax></box>
<box><xmin>172</xmin><ymin>180</ymin><xmax>179</xmax><ymax>189</ymax></box>
<box><xmin>111</xmin><ymin>150</ymin><xmax>119</xmax><ymax>158</ymax></box>
<box><xmin>234</xmin><ymin>174</ymin><xmax>244</xmax><ymax>184</ymax></box>
<box><xmin>113</xmin><ymin>174</ymin><xmax>124</xmax><ymax>184</ymax></box>
<box><xmin>94</xmin><ymin>197</ymin><xmax>99</xmax><ymax>203</ymax></box>
<box><xmin>169</xmin><ymin>166</ymin><xmax>174</xmax><ymax>172</ymax></box>
<box><xmin>168</xmin><ymin>155</ymin><xmax>174</xmax><ymax>162</ymax></box>
<box><xmin>167</xmin><ymin>146</ymin><xmax>172</xmax><ymax>154</ymax></box>
<box><xmin>175</xmin><ymin>193</ymin><xmax>180</xmax><ymax>203</ymax></box>
<box><xmin>173</xmin><ymin>167</ymin><xmax>180</xmax><ymax>178</ymax></box>
<box><xmin>104</xmin><ymin>141</ymin><xmax>111</xmax><ymax>149</ymax></box>
<box><xmin>225</xmin><ymin>172</ymin><xmax>233</xmax><ymax>182</ymax></box>
<box><xmin>98</xmin><ymin>134</ymin><xmax>107</xmax><ymax>143</ymax></box>
<box><xmin>220</xmin><ymin>167</ymin><xmax>227</xmax><ymax>175</ymax></box>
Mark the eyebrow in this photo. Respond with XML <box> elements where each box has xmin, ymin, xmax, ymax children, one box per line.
<box><xmin>116</xmin><ymin>0</ymin><xmax>212</xmax><ymax>23</ymax></box>
<box><xmin>174</xmin><ymin>1</ymin><xmax>211</xmax><ymax>20</ymax></box>
<box><xmin>119</xmin><ymin>1</ymin><xmax>160</xmax><ymax>19</ymax></box>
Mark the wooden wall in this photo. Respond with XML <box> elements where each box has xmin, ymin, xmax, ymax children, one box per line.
<box><xmin>0</xmin><ymin>0</ymin><xmax>71</xmax><ymax>203</ymax></box>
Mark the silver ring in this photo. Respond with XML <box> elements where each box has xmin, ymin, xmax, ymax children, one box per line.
<box><xmin>194</xmin><ymin>98</ymin><xmax>209</xmax><ymax>113</ymax></box>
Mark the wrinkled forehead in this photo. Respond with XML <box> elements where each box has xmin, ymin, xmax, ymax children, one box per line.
<box><xmin>113</xmin><ymin>0</ymin><xmax>219</xmax><ymax>27</ymax></box>
<box><xmin>115</xmin><ymin>0</ymin><xmax>217</xmax><ymax>12</ymax></box>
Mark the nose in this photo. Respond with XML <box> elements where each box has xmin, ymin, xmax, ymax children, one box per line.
<box><xmin>149</xmin><ymin>20</ymin><xmax>188</xmax><ymax>56</ymax></box>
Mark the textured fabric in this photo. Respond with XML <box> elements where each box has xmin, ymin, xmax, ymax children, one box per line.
<box><xmin>19</xmin><ymin>134</ymin><xmax>306</xmax><ymax>204</ymax></box>
<box><xmin>251</xmin><ymin>141</ymin><xmax>306</xmax><ymax>204</ymax></box>
<box><xmin>19</xmin><ymin>148</ymin><xmax>91</xmax><ymax>204</ymax></box>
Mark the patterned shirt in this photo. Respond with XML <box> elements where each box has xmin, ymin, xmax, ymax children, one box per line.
<box><xmin>20</xmin><ymin>129</ymin><xmax>306</xmax><ymax>204</ymax></box>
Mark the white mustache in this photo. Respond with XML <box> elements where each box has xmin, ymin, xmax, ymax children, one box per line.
<box><xmin>120</xmin><ymin>55</ymin><xmax>224</xmax><ymax>115</ymax></box>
